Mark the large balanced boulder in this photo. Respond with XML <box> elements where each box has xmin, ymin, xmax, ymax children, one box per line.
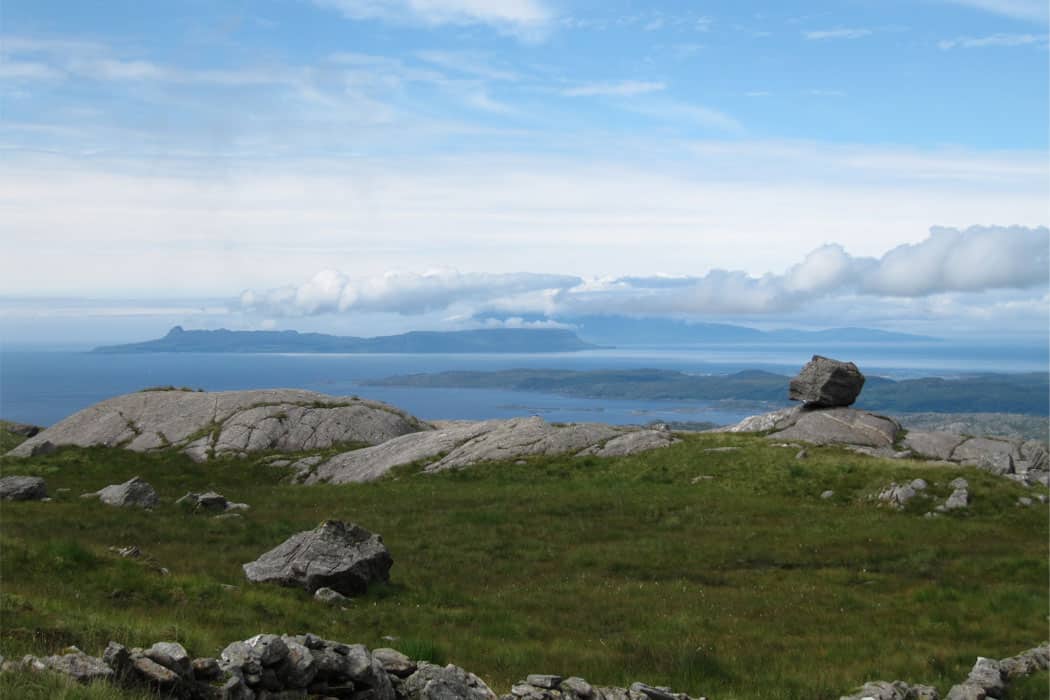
<box><xmin>243</xmin><ymin>520</ymin><xmax>392</xmax><ymax>596</ymax></box>
<box><xmin>789</xmin><ymin>355</ymin><xmax>865</xmax><ymax>408</ymax></box>
<box><xmin>6</xmin><ymin>389</ymin><xmax>428</xmax><ymax>462</ymax></box>
<box><xmin>0</xmin><ymin>475</ymin><xmax>47</xmax><ymax>501</ymax></box>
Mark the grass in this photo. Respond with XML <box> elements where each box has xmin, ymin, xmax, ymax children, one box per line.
<box><xmin>0</xmin><ymin>434</ymin><xmax>1047</xmax><ymax>699</ymax></box>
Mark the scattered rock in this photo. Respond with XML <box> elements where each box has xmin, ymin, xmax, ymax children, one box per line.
<box><xmin>795</xmin><ymin>448</ymin><xmax>808</xmax><ymax>460</ymax></box>
<box><xmin>36</xmin><ymin>648</ymin><xmax>114</xmax><ymax>684</ymax></box>
<box><xmin>176</xmin><ymin>490</ymin><xmax>249</xmax><ymax>514</ymax></box>
<box><xmin>90</xmin><ymin>476</ymin><xmax>159</xmax><ymax>508</ymax></box>
<box><xmin>821</xmin><ymin>490</ymin><xmax>835</xmax><ymax>499</ymax></box>
<box><xmin>314</xmin><ymin>587</ymin><xmax>350</xmax><ymax>605</ymax></box>
<box><xmin>789</xmin><ymin>355</ymin><xmax>865</xmax><ymax>408</ymax></box>
<box><xmin>373</xmin><ymin>648</ymin><xmax>416</xmax><ymax>678</ymax></box>
<box><xmin>0</xmin><ymin>475</ymin><xmax>47</xmax><ymax>501</ymax></box>
<box><xmin>109</xmin><ymin>545</ymin><xmax>141</xmax><ymax>558</ymax></box>
<box><xmin>944</xmin><ymin>487</ymin><xmax>969</xmax><ymax>511</ymax></box>
<box><xmin>243</xmin><ymin>520</ymin><xmax>392</xmax><ymax>597</ymax></box>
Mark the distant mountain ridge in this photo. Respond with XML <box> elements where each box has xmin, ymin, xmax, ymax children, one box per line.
<box><xmin>474</xmin><ymin>314</ymin><xmax>938</xmax><ymax>345</ymax></box>
<box><xmin>92</xmin><ymin>326</ymin><xmax>599</xmax><ymax>354</ymax></box>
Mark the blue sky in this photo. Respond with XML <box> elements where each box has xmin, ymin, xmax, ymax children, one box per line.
<box><xmin>1</xmin><ymin>0</ymin><xmax>1047</xmax><ymax>342</ymax></box>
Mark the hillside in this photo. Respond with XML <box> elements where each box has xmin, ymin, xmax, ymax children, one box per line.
<box><xmin>1</xmin><ymin>432</ymin><xmax>1047</xmax><ymax>699</ymax></box>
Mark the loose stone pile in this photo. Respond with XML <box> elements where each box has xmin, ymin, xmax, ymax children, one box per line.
<box><xmin>6</xmin><ymin>637</ymin><xmax>1045</xmax><ymax>700</ymax></box>
<box><xmin>1</xmin><ymin>634</ymin><xmax>711</xmax><ymax>700</ymax></box>
<box><xmin>839</xmin><ymin>643</ymin><xmax>1049</xmax><ymax>700</ymax></box>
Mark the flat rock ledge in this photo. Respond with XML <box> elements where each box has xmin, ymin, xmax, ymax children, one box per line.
<box><xmin>5</xmin><ymin>637</ymin><xmax>1044</xmax><ymax>700</ymax></box>
<box><xmin>301</xmin><ymin>417</ymin><xmax>678</xmax><ymax>485</ymax></box>
<box><xmin>6</xmin><ymin>389</ymin><xmax>428</xmax><ymax>462</ymax></box>
<box><xmin>716</xmin><ymin>406</ymin><xmax>1049</xmax><ymax>487</ymax></box>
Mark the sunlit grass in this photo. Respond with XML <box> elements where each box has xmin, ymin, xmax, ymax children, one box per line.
<box><xmin>1</xmin><ymin>434</ymin><xmax>1046</xmax><ymax>699</ymax></box>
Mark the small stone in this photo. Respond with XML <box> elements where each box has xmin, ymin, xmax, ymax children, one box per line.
<box><xmin>948</xmin><ymin>477</ymin><xmax>969</xmax><ymax>490</ymax></box>
<box><xmin>910</xmin><ymin>479</ymin><xmax>927</xmax><ymax>491</ymax></box>
<box><xmin>192</xmin><ymin>657</ymin><xmax>222</xmax><ymax>680</ymax></box>
<box><xmin>373</xmin><ymin>648</ymin><xmax>416</xmax><ymax>678</ymax></box>
<box><xmin>795</xmin><ymin>449</ymin><xmax>808</xmax><ymax>460</ymax></box>
<box><xmin>944</xmin><ymin>488</ymin><xmax>969</xmax><ymax>510</ymax></box>
<box><xmin>820</xmin><ymin>490</ymin><xmax>835</xmax><ymax>499</ymax></box>
<box><xmin>1017</xmin><ymin>496</ymin><xmax>1033</xmax><ymax>506</ymax></box>
<box><xmin>527</xmin><ymin>674</ymin><xmax>563</xmax><ymax>689</ymax></box>
<box><xmin>145</xmin><ymin>641</ymin><xmax>192</xmax><ymax>678</ymax></box>
<box><xmin>315</xmin><ymin>587</ymin><xmax>350</xmax><ymax>605</ymax></box>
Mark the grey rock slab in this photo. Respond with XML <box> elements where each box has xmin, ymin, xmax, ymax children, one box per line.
<box><xmin>275</xmin><ymin>639</ymin><xmax>316</xmax><ymax>688</ymax></box>
<box><xmin>403</xmin><ymin>662</ymin><xmax>498</xmax><ymax>700</ymax></box>
<box><xmin>0</xmin><ymin>475</ymin><xmax>47</xmax><ymax>501</ymax></box>
<box><xmin>243</xmin><ymin>520</ymin><xmax>392</xmax><ymax>596</ymax></box>
<box><xmin>145</xmin><ymin>641</ymin><xmax>192</xmax><ymax>678</ymax></box>
<box><xmin>768</xmin><ymin>408</ymin><xmax>900</xmax><ymax>448</ymax></box>
<box><xmin>131</xmin><ymin>655</ymin><xmax>182</xmax><ymax>689</ymax></box>
<box><xmin>527</xmin><ymin>674</ymin><xmax>563</xmax><ymax>689</ymax></box>
<box><xmin>953</xmin><ymin>438</ymin><xmax>1019</xmax><ymax>474</ymax></box>
<box><xmin>307</xmin><ymin>417</ymin><xmax>676</xmax><ymax>485</ymax></box>
<box><xmin>577</xmin><ymin>429</ymin><xmax>677</xmax><ymax>458</ymax></box>
<box><xmin>708</xmin><ymin>406</ymin><xmax>802</xmax><ymax>434</ymax></box>
<box><xmin>789</xmin><ymin>355</ymin><xmax>865</xmax><ymax>408</ymax></box>
<box><xmin>373</xmin><ymin>648</ymin><xmax>416</xmax><ymax>678</ymax></box>
<box><xmin>39</xmin><ymin>649</ymin><xmax>114</xmax><ymax>683</ymax></box>
<box><xmin>903</xmin><ymin>431</ymin><xmax>967</xmax><ymax>461</ymax></box>
<box><xmin>944</xmin><ymin>684</ymin><xmax>986</xmax><ymax>700</ymax></box>
<box><xmin>6</xmin><ymin>388</ymin><xmax>427</xmax><ymax>460</ymax></box>
<box><xmin>965</xmin><ymin>657</ymin><xmax>1005</xmax><ymax>697</ymax></box>
<box><xmin>95</xmin><ymin>476</ymin><xmax>159</xmax><ymax>508</ymax></box>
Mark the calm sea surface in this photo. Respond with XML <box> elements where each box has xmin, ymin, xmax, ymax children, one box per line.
<box><xmin>1</xmin><ymin>342</ymin><xmax>1046</xmax><ymax>427</ymax></box>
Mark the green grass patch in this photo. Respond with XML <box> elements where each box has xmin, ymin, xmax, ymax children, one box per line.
<box><xmin>1</xmin><ymin>435</ymin><xmax>1046</xmax><ymax>699</ymax></box>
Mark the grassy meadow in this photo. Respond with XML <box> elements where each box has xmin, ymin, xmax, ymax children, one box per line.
<box><xmin>0</xmin><ymin>426</ymin><xmax>1047</xmax><ymax>699</ymax></box>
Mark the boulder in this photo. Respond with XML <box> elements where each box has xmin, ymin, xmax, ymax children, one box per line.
<box><xmin>953</xmin><ymin>438</ymin><xmax>1018</xmax><ymax>475</ymax></box>
<box><xmin>902</xmin><ymin>431</ymin><xmax>967</xmax><ymax>461</ymax></box>
<box><xmin>1</xmin><ymin>420</ymin><xmax>42</xmax><ymax>437</ymax></box>
<box><xmin>789</xmin><ymin>355</ymin><xmax>865</xmax><ymax>407</ymax></box>
<box><xmin>144</xmin><ymin>641</ymin><xmax>192</xmax><ymax>678</ymax></box>
<box><xmin>373</xmin><ymin>648</ymin><xmax>416</xmax><ymax>678</ymax></box>
<box><xmin>0</xmin><ymin>475</ymin><xmax>47</xmax><ymax>501</ymax></box>
<box><xmin>402</xmin><ymin>661</ymin><xmax>498</xmax><ymax>700</ymax></box>
<box><xmin>243</xmin><ymin>521</ymin><xmax>392</xmax><ymax>596</ymax></box>
<box><xmin>92</xmin><ymin>476</ymin><xmax>159</xmax><ymax>508</ymax></box>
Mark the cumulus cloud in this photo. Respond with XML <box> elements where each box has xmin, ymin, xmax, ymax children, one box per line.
<box><xmin>240</xmin><ymin>226</ymin><xmax>1048</xmax><ymax>319</ymax></box>
<box><xmin>241</xmin><ymin>269</ymin><xmax>582</xmax><ymax>317</ymax></box>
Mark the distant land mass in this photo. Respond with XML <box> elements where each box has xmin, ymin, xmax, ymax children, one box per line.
<box><xmin>92</xmin><ymin>326</ymin><xmax>599</xmax><ymax>354</ymax></box>
<box><xmin>474</xmin><ymin>314</ymin><xmax>938</xmax><ymax>345</ymax></box>
<box><xmin>365</xmin><ymin>368</ymin><xmax>1050</xmax><ymax>416</ymax></box>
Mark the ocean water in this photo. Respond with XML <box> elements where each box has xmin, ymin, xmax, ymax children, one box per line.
<box><xmin>1</xmin><ymin>342</ymin><xmax>1046</xmax><ymax>427</ymax></box>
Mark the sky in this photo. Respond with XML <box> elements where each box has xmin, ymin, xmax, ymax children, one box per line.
<box><xmin>0</xmin><ymin>0</ymin><xmax>1047</xmax><ymax>343</ymax></box>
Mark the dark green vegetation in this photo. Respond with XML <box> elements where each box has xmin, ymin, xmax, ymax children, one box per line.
<box><xmin>366</xmin><ymin>368</ymin><xmax>1050</xmax><ymax>416</ymax></box>
<box><xmin>92</xmin><ymin>326</ymin><xmax>597</xmax><ymax>354</ymax></box>
<box><xmin>1</xmin><ymin>436</ymin><xmax>1047</xmax><ymax>699</ymax></box>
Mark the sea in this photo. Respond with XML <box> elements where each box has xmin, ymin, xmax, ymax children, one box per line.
<box><xmin>1</xmin><ymin>341</ymin><xmax>1046</xmax><ymax>427</ymax></box>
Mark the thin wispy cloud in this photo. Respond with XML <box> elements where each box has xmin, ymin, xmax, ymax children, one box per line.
<box><xmin>804</xmin><ymin>28</ymin><xmax>873</xmax><ymax>40</ymax></box>
<box><xmin>416</xmin><ymin>50</ymin><xmax>519</xmax><ymax>81</ymax></box>
<box><xmin>561</xmin><ymin>81</ymin><xmax>667</xmax><ymax>97</ymax></box>
<box><xmin>937</xmin><ymin>33</ymin><xmax>1048</xmax><ymax>49</ymax></box>
<box><xmin>943</xmin><ymin>0</ymin><xmax>1049</xmax><ymax>22</ymax></box>
<box><xmin>312</xmin><ymin>0</ymin><xmax>554</xmax><ymax>39</ymax></box>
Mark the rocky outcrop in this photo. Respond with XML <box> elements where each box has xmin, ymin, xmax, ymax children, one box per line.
<box><xmin>715</xmin><ymin>358</ymin><xmax>1049</xmax><ymax>488</ymax></box>
<box><xmin>243</xmin><ymin>520</ymin><xmax>393</xmax><ymax>597</ymax></box>
<box><xmin>6</xmin><ymin>389</ymin><xmax>428</xmax><ymax>462</ymax></box>
<box><xmin>0</xmin><ymin>475</ymin><xmax>47</xmax><ymax>501</ymax></box>
<box><xmin>789</xmin><ymin>355</ymin><xmax>865</xmax><ymax>407</ymax></box>
<box><xmin>82</xmin><ymin>476</ymin><xmax>159</xmax><ymax>508</ymax></box>
<box><xmin>0</xmin><ymin>419</ymin><xmax>43</xmax><ymax>437</ymax></box>
<box><xmin>304</xmin><ymin>417</ymin><xmax>677</xmax><ymax>485</ymax></box>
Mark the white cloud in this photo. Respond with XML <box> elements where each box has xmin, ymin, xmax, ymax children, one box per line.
<box><xmin>242</xmin><ymin>270</ymin><xmax>583</xmax><ymax>316</ymax></box>
<box><xmin>238</xmin><ymin>227</ymin><xmax>1049</xmax><ymax>319</ymax></box>
<box><xmin>415</xmin><ymin>50</ymin><xmax>519</xmax><ymax>81</ymax></box>
<box><xmin>625</xmin><ymin>99</ymin><xmax>743</xmax><ymax>133</ymax></box>
<box><xmin>313</xmin><ymin>0</ymin><xmax>553</xmax><ymax>38</ymax></box>
<box><xmin>804</xmin><ymin>28</ymin><xmax>873</xmax><ymax>40</ymax></box>
<box><xmin>937</xmin><ymin>33</ymin><xmax>1048</xmax><ymax>49</ymax></box>
<box><xmin>561</xmin><ymin>81</ymin><xmax>667</xmax><ymax>97</ymax></box>
<box><xmin>943</xmin><ymin>0</ymin><xmax>1049</xmax><ymax>22</ymax></box>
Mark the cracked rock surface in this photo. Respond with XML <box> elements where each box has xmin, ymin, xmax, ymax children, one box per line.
<box><xmin>6</xmin><ymin>389</ymin><xmax>428</xmax><ymax>462</ymax></box>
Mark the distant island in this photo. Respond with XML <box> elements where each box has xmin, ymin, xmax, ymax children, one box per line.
<box><xmin>472</xmin><ymin>314</ymin><xmax>939</xmax><ymax>346</ymax></box>
<box><xmin>365</xmin><ymin>368</ymin><xmax>1050</xmax><ymax>416</ymax></box>
<box><xmin>92</xmin><ymin>326</ymin><xmax>599</xmax><ymax>354</ymax></box>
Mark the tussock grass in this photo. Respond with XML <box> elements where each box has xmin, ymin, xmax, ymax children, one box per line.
<box><xmin>1</xmin><ymin>434</ymin><xmax>1047</xmax><ymax>699</ymax></box>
